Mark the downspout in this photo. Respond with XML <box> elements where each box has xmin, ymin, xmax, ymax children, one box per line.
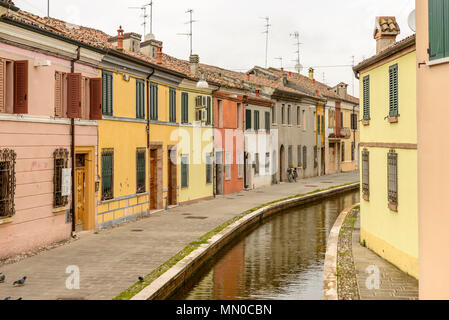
<box><xmin>211</xmin><ymin>85</ymin><xmax>221</xmax><ymax>197</ymax></box>
<box><xmin>146</xmin><ymin>68</ymin><xmax>155</xmax><ymax>213</ymax></box>
<box><xmin>71</xmin><ymin>46</ymin><xmax>81</xmax><ymax>235</ymax></box>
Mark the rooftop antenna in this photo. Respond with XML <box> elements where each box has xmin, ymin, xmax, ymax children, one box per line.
<box><xmin>261</xmin><ymin>16</ymin><xmax>271</xmax><ymax>68</ymax></box>
<box><xmin>275</xmin><ymin>57</ymin><xmax>283</xmax><ymax>69</ymax></box>
<box><xmin>47</xmin><ymin>0</ymin><xmax>49</xmax><ymax>17</ymax></box>
<box><xmin>178</xmin><ymin>9</ymin><xmax>197</xmax><ymax>55</ymax></box>
<box><xmin>129</xmin><ymin>2</ymin><xmax>153</xmax><ymax>36</ymax></box>
<box><xmin>351</xmin><ymin>55</ymin><xmax>355</xmax><ymax>96</ymax></box>
<box><xmin>290</xmin><ymin>31</ymin><xmax>303</xmax><ymax>74</ymax></box>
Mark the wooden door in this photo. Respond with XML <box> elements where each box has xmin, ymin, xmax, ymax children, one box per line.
<box><xmin>150</xmin><ymin>149</ymin><xmax>157</xmax><ymax>210</ymax></box>
<box><xmin>75</xmin><ymin>154</ymin><xmax>87</xmax><ymax>231</ymax></box>
<box><xmin>167</xmin><ymin>148</ymin><xmax>177</xmax><ymax>206</ymax></box>
<box><xmin>216</xmin><ymin>151</ymin><xmax>223</xmax><ymax>195</ymax></box>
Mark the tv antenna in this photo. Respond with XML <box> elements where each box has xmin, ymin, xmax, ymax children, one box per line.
<box><xmin>261</xmin><ymin>17</ymin><xmax>271</xmax><ymax>68</ymax></box>
<box><xmin>129</xmin><ymin>2</ymin><xmax>153</xmax><ymax>36</ymax></box>
<box><xmin>275</xmin><ymin>57</ymin><xmax>283</xmax><ymax>69</ymax></box>
<box><xmin>290</xmin><ymin>31</ymin><xmax>303</xmax><ymax>73</ymax></box>
<box><xmin>178</xmin><ymin>9</ymin><xmax>197</xmax><ymax>55</ymax></box>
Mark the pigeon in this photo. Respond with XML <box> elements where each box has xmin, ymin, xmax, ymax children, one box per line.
<box><xmin>138</xmin><ymin>276</ymin><xmax>144</xmax><ymax>282</ymax></box>
<box><xmin>17</xmin><ymin>297</ymin><xmax>22</xmax><ymax>300</ymax></box>
<box><xmin>0</xmin><ymin>273</ymin><xmax>5</xmax><ymax>283</ymax></box>
<box><xmin>13</xmin><ymin>276</ymin><xmax>27</xmax><ymax>287</ymax></box>
<box><xmin>4</xmin><ymin>297</ymin><xmax>11</xmax><ymax>300</ymax></box>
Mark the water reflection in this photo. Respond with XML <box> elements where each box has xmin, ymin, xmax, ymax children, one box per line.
<box><xmin>172</xmin><ymin>191</ymin><xmax>359</xmax><ymax>300</ymax></box>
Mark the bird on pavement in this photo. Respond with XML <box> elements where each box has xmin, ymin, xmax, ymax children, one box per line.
<box><xmin>13</xmin><ymin>276</ymin><xmax>27</xmax><ymax>287</ymax></box>
<box><xmin>0</xmin><ymin>273</ymin><xmax>5</xmax><ymax>283</ymax></box>
<box><xmin>138</xmin><ymin>276</ymin><xmax>144</xmax><ymax>282</ymax></box>
<box><xmin>4</xmin><ymin>297</ymin><xmax>11</xmax><ymax>300</ymax></box>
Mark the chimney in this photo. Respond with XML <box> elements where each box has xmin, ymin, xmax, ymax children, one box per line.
<box><xmin>315</xmin><ymin>90</ymin><xmax>319</xmax><ymax>97</ymax></box>
<box><xmin>288</xmin><ymin>71</ymin><xmax>292</xmax><ymax>77</ymax></box>
<box><xmin>280</xmin><ymin>67</ymin><xmax>284</xmax><ymax>73</ymax></box>
<box><xmin>157</xmin><ymin>46</ymin><xmax>163</xmax><ymax>64</ymax></box>
<box><xmin>117</xmin><ymin>26</ymin><xmax>124</xmax><ymax>51</ymax></box>
<box><xmin>246</xmin><ymin>73</ymin><xmax>250</xmax><ymax>81</ymax></box>
<box><xmin>255</xmin><ymin>89</ymin><xmax>260</xmax><ymax>97</ymax></box>
<box><xmin>189</xmin><ymin>54</ymin><xmax>199</xmax><ymax>74</ymax></box>
<box><xmin>309</xmin><ymin>67</ymin><xmax>314</xmax><ymax>81</ymax></box>
<box><xmin>335</xmin><ymin>83</ymin><xmax>348</xmax><ymax>98</ymax></box>
<box><xmin>374</xmin><ymin>16</ymin><xmax>400</xmax><ymax>54</ymax></box>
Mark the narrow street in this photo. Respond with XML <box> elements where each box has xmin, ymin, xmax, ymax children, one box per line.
<box><xmin>0</xmin><ymin>172</ymin><xmax>358</xmax><ymax>300</ymax></box>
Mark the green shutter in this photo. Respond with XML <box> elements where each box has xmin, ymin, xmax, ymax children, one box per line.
<box><xmin>181</xmin><ymin>92</ymin><xmax>188</xmax><ymax>123</ymax></box>
<box><xmin>136</xmin><ymin>149</ymin><xmax>146</xmax><ymax>193</ymax></box>
<box><xmin>181</xmin><ymin>155</ymin><xmax>188</xmax><ymax>188</ymax></box>
<box><xmin>101</xmin><ymin>150</ymin><xmax>113</xmax><ymax>200</ymax></box>
<box><xmin>102</xmin><ymin>71</ymin><xmax>113</xmax><ymax>116</ymax></box>
<box><xmin>321</xmin><ymin>115</ymin><xmax>325</xmax><ymax>133</ymax></box>
<box><xmin>136</xmin><ymin>80</ymin><xmax>145</xmax><ymax>119</ymax></box>
<box><xmin>245</xmin><ymin>109</ymin><xmax>252</xmax><ymax>130</ymax></box>
<box><xmin>363</xmin><ymin>75</ymin><xmax>370</xmax><ymax>120</ymax></box>
<box><xmin>389</xmin><ymin>64</ymin><xmax>399</xmax><ymax>117</ymax></box>
<box><xmin>206</xmin><ymin>96</ymin><xmax>211</xmax><ymax>125</ymax></box>
<box><xmin>254</xmin><ymin>111</ymin><xmax>259</xmax><ymax>130</ymax></box>
<box><xmin>265</xmin><ymin>111</ymin><xmax>270</xmax><ymax>131</ymax></box>
<box><xmin>169</xmin><ymin>88</ymin><xmax>176</xmax><ymax>123</ymax></box>
<box><xmin>150</xmin><ymin>82</ymin><xmax>158</xmax><ymax>120</ymax></box>
<box><xmin>429</xmin><ymin>0</ymin><xmax>446</xmax><ymax>60</ymax></box>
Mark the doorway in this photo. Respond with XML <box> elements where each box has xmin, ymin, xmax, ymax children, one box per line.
<box><xmin>150</xmin><ymin>149</ymin><xmax>157</xmax><ymax>209</ymax></box>
<box><xmin>75</xmin><ymin>154</ymin><xmax>87</xmax><ymax>232</ymax></box>
<box><xmin>244</xmin><ymin>152</ymin><xmax>250</xmax><ymax>189</ymax></box>
<box><xmin>167</xmin><ymin>147</ymin><xmax>177</xmax><ymax>206</ymax></box>
<box><xmin>321</xmin><ymin>147</ymin><xmax>325</xmax><ymax>176</ymax></box>
<box><xmin>329</xmin><ymin>143</ymin><xmax>335</xmax><ymax>174</ymax></box>
<box><xmin>216</xmin><ymin>150</ymin><xmax>224</xmax><ymax>195</ymax></box>
<box><xmin>279</xmin><ymin>145</ymin><xmax>285</xmax><ymax>182</ymax></box>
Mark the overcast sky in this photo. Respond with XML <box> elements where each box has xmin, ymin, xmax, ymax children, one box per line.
<box><xmin>14</xmin><ymin>0</ymin><xmax>415</xmax><ymax>97</ymax></box>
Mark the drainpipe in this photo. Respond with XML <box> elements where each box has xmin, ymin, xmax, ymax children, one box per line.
<box><xmin>146</xmin><ymin>68</ymin><xmax>155</xmax><ymax>212</ymax></box>
<box><xmin>71</xmin><ymin>46</ymin><xmax>81</xmax><ymax>235</ymax></box>
<box><xmin>211</xmin><ymin>85</ymin><xmax>221</xmax><ymax>197</ymax></box>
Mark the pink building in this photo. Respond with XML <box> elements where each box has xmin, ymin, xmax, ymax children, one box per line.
<box><xmin>0</xmin><ymin>4</ymin><xmax>102</xmax><ymax>258</ymax></box>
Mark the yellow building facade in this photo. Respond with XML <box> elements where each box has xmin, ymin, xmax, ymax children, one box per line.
<box><xmin>354</xmin><ymin>33</ymin><xmax>418</xmax><ymax>278</ymax></box>
<box><xmin>96</xmin><ymin>56</ymin><xmax>152</xmax><ymax>228</ymax></box>
<box><xmin>148</xmin><ymin>72</ymin><xmax>214</xmax><ymax>210</ymax></box>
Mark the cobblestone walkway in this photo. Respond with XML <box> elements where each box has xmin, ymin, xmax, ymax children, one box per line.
<box><xmin>0</xmin><ymin>172</ymin><xmax>358</xmax><ymax>300</ymax></box>
<box><xmin>352</xmin><ymin>215</ymin><xmax>419</xmax><ymax>300</ymax></box>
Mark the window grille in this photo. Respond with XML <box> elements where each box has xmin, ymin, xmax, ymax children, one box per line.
<box><xmin>136</xmin><ymin>148</ymin><xmax>146</xmax><ymax>194</ymax></box>
<box><xmin>53</xmin><ymin>148</ymin><xmax>69</xmax><ymax>208</ymax></box>
<box><xmin>362</xmin><ymin>149</ymin><xmax>370</xmax><ymax>197</ymax></box>
<box><xmin>0</xmin><ymin>149</ymin><xmax>16</xmax><ymax>218</ymax></box>
<box><xmin>388</xmin><ymin>150</ymin><xmax>398</xmax><ymax>208</ymax></box>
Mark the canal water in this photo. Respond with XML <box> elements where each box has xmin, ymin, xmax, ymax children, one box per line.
<box><xmin>171</xmin><ymin>190</ymin><xmax>359</xmax><ymax>300</ymax></box>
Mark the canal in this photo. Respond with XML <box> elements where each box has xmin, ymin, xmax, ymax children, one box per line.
<box><xmin>171</xmin><ymin>190</ymin><xmax>359</xmax><ymax>300</ymax></box>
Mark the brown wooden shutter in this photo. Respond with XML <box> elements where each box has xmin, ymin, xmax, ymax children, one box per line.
<box><xmin>13</xmin><ymin>60</ymin><xmax>28</xmax><ymax>114</ymax></box>
<box><xmin>67</xmin><ymin>73</ymin><xmax>81</xmax><ymax>118</ymax></box>
<box><xmin>89</xmin><ymin>78</ymin><xmax>102</xmax><ymax>120</ymax></box>
<box><xmin>54</xmin><ymin>72</ymin><xmax>63</xmax><ymax>117</ymax></box>
<box><xmin>0</xmin><ymin>59</ymin><xmax>5</xmax><ymax>113</ymax></box>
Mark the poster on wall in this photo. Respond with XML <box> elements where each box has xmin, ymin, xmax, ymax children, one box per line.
<box><xmin>62</xmin><ymin>168</ymin><xmax>72</xmax><ymax>197</ymax></box>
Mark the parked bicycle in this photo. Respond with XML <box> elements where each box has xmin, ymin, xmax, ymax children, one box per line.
<box><xmin>287</xmin><ymin>167</ymin><xmax>298</xmax><ymax>183</ymax></box>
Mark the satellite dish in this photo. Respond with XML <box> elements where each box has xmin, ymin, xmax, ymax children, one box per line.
<box><xmin>408</xmin><ymin>10</ymin><xmax>416</xmax><ymax>32</ymax></box>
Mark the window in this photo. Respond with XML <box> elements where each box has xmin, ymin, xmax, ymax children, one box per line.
<box><xmin>389</xmin><ymin>64</ymin><xmax>399</xmax><ymax>117</ymax></box>
<box><xmin>53</xmin><ymin>148</ymin><xmax>69</xmax><ymax>208</ymax></box>
<box><xmin>302</xmin><ymin>110</ymin><xmax>306</xmax><ymax>130</ymax></box>
<box><xmin>288</xmin><ymin>146</ymin><xmax>293</xmax><ymax>166</ymax></box>
<box><xmin>303</xmin><ymin>146</ymin><xmax>307</xmax><ymax>169</ymax></box>
<box><xmin>362</xmin><ymin>75</ymin><xmax>370</xmax><ymax>120</ymax></box>
<box><xmin>287</xmin><ymin>105</ymin><xmax>291</xmax><ymax>124</ymax></box>
<box><xmin>206</xmin><ymin>96</ymin><xmax>211</xmax><ymax>125</ymax></box>
<box><xmin>254</xmin><ymin>153</ymin><xmax>260</xmax><ymax>175</ymax></box>
<box><xmin>0</xmin><ymin>149</ymin><xmax>16</xmax><ymax>218</ymax></box>
<box><xmin>362</xmin><ymin>149</ymin><xmax>369</xmax><ymax>198</ymax></box>
<box><xmin>136</xmin><ymin>148</ymin><xmax>146</xmax><ymax>194</ymax></box>
<box><xmin>265</xmin><ymin>152</ymin><xmax>270</xmax><ymax>172</ymax></box>
<box><xmin>297</xmin><ymin>146</ymin><xmax>302</xmax><ymax>167</ymax></box>
<box><xmin>217</xmin><ymin>99</ymin><xmax>223</xmax><ymax>128</ymax></box>
<box><xmin>181</xmin><ymin>155</ymin><xmax>189</xmax><ymax>188</ymax></box>
<box><xmin>341</xmin><ymin>142</ymin><xmax>345</xmax><ymax>162</ymax></box>
<box><xmin>314</xmin><ymin>146</ymin><xmax>318</xmax><ymax>168</ymax></box>
<box><xmin>321</xmin><ymin>115</ymin><xmax>325</xmax><ymax>134</ymax></box>
<box><xmin>272</xmin><ymin>105</ymin><xmax>276</xmax><ymax>124</ymax></box>
<box><xmin>181</xmin><ymin>92</ymin><xmax>189</xmax><ymax>124</ymax></box>
<box><xmin>237</xmin><ymin>103</ymin><xmax>242</xmax><ymax>129</ymax></box>
<box><xmin>317</xmin><ymin>115</ymin><xmax>321</xmax><ymax>133</ymax></box>
<box><xmin>150</xmin><ymin>82</ymin><xmax>158</xmax><ymax>120</ymax></box>
<box><xmin>225</xmin><ymin>151</ymin><xmax>232</xmax><ymax>180</ymax></box>
<box><xmin>102</xmin><ymin>70</ymin><xmax>113</xmax><ymax>116</ymax></box>
<box><xmin>101</xmin><ymin>149</ymin><xmax>114</xmax><ymax>201</ymax></box>
<box><xmin>351</xmin><ymin>113</ymin><xmax>358</xmax><ymax>130</ymax></box>
<box><xmin>265</xmin><ymin>111</ymin><xmax>270</xmax><ymax>132</ymax></box>
<box><xmin>297</xmin><ymin>107</ymin><xmax>300</xmax><ymax>126</ymax></box>
<box><xmin>238</xmin><ymin>151</ymin><xmax>244</xmax><ymax>179</ymax></box>
<box><xmin>281</xmin><ymin>104</ymin><xmax>285</xmax><ymax>124</ymax></box>
<box><xmin>206</xmin><ymin>153</ymin><xmax>213</xmax><ymax>184</ymax></box>
<box><xmin>428</xmin><ymin>0</ymin><xmax>449</xmax><ymax>61</ymax></box>
<box><xmin>388</xmin><ymin>150</ymin><xmax>398</xmax><ymax>210</ymax></box>
<box><xmin>351</xmin><ymin>142</ymin><xmax>355</xmax><ymax>161</ymax></box>
<box><xmin>0</xmin><ymin>59</ymin><xmax>28</xmax><ymax>115</ymax></box>
<box><xmin>136</xmin><ymin>79</ymin><xmax>145</xmax><ymax>119</ymax></box>
<box><xmin>169</xmin><ymin>88</ymin><xmax>177</xmax><ymax>123</ymax></box>
<box><xmin>254</xmin><ymin>110</ymin><xmax>260</xmax><ymax>131</ymax></box>
<box><xmin>0</xmin><ymin>59</ymin><xmax>13</xmax><ymax>114</ymax></box>
<box><xmin>245</xmin><ymin>109</ymin><xmax>252</xmax><ymax>130</ymax></box>
<box><xmin>54</xmin><ymin>71</ymin><xmax>66</xmax><ymax>117</ymax></box>
<box><xmin>340</xmin><ymin>112</ymin><xmax>344</xmax><ymax>128</ymax></box>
